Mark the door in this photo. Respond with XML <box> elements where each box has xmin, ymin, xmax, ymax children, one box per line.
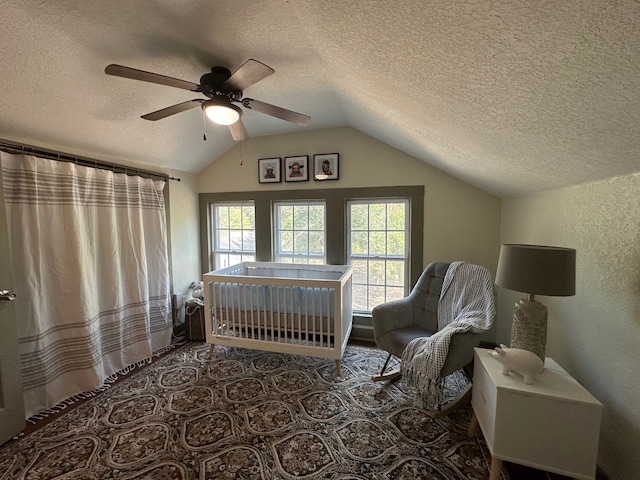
<box><xmin>0</xmin><ymin>166</ymin><xmax>25</xmax><ymax>445</ymax></box>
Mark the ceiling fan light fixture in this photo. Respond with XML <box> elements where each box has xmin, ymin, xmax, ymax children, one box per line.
<box><xmin>203</xmin><ymin>99</ymin><xmax>242</xmax><ymax>125</ymax></box>
<box><xmin>106</xmin><ymin>61</ymin><xmax>310</xmax><ymax>139</ymax></box>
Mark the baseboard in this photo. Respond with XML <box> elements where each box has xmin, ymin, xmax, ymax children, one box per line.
<box><xmin>349</xmin><ymin>316</ymin><xmax>374</xmax><ymax>343</ymax></box>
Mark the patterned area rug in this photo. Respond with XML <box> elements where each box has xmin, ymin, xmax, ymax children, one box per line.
<box><xmin>0</xmin><ymin>342</ymin><xmax>505</xmax><ymax>479</ymax></box>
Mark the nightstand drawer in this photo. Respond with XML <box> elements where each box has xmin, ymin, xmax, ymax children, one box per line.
<box><xmin>471</xmin><ymin>350</ymin><xmax>497</xmax><ymax>448</ymax></box>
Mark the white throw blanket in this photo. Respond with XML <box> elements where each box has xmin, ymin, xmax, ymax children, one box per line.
<box><xmin>400</xmin><ymin>261</ymin><xmax>495</xmax><ymax>409</ymax></box>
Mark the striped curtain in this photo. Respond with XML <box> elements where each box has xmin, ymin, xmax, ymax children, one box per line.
<box><xmin>0</xmin><ymin>152</ymin><xmax>171</xmax><ymax>418</ymax></box>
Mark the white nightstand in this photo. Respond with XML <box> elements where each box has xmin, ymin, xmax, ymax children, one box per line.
<box><xmin>469</xmin><ymin>347</ymin><xmax>602</xmax><ymax>480</ymax></box>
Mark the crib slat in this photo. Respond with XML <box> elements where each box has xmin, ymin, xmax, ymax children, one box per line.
<box><xmin>310</xmin><ymin>286</ymin><xmax>315</xmax><ymax>345</ymax></box>
<box><xmin>241</xmin><ymin>283</ymin><xmax>247</xmax><ymax>338</ymax></box>
<box><xmin>288</xmin><ymin>285</ymin><xmax>293</xmax><ymax>342</ymax></box>
<box><xmin>249</xmin><ymin>284</ymin><xmax>255</xmax><ymax>339</ymax></box>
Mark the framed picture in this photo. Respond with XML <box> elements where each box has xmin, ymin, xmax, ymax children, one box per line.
<box><xmin>284</xmin><ymin>155</ymin><xmax>309</xmax><ymax>182</ymax></box>
<box><xmin>313</xmin><ymin>153</ymin><xmax>339</xmax><ymax>181</ymax></box>
<box><xmin>258</xmin><ymin>157</ymin><xmax>281</xmax><ymax>183</ymax></box>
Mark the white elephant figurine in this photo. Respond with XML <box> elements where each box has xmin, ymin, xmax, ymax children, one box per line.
<box><xmin>490</xmin><ymin>345</ymin><xmax>544</xmax><ymax>384</ymax></box>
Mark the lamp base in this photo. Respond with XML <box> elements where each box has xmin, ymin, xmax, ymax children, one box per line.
<box><xmin>510</xmin><ymin>299</ymin><xmax>547</xmax><ymax>362</ymax></box>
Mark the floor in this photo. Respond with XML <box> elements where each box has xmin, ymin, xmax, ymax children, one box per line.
<box><xmin>8</xmin><ymin>338</ymin><xmax>604</xmax><ymax>480</ymax></box>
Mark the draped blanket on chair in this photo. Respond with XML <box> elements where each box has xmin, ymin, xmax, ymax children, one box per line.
<box><xmin>1</xmin><ymin>152</ymin><xmax>172</xmax><ymax>418</ymax></box>
<box><xmin>401</xmin><ymin>261</ymin><xmax>495</xmax><ymax>409</ymax></box>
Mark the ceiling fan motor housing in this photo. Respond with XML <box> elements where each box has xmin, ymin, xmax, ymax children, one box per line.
<box><xmin>200</xmin><ymin>67</ymin><xmax>242</xmax><ymax>100</ymax></box>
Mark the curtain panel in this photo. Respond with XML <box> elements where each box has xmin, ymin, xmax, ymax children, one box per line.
<box><xmin>0</xmin><ymin>152</ymin><xmax>172</xmax><ymax>418</ymax></box>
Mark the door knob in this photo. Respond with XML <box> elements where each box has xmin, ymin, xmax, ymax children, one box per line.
<box><xmin>0</xmin><ymin>290</ymin><xmax>16</xmax><ymax>301</ymax></box>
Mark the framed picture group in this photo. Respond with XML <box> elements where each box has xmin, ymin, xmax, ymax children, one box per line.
<box><xmin>258</xmin><ymin>153</ymin><xmax>339</xmax><ymax>184</ymax></box>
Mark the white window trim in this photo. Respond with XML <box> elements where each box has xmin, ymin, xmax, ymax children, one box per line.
<box><xmin>210</xmin><ymin>201</ymin><xmax>256</xmax><ymax>270</ymax></box>
<box><xmin>273</xmin><ymin>200</ymin><xmax>326</xmax><ymax>264</ymax></box>
<box><xmin>347</xmin><ymin>198</ymin><xmax>410</xmax><ymax>313</ymax></box>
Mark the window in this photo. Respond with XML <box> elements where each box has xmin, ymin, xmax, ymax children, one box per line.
<box><xmin>274</xmin><ymin>201</ymin><xmax>325</xmax><ymax>264</ymax></box>
<box><xmin>200</xmin><ymin>186</ymin><xmax>424</xmax><ymax>307</ymax></box>
<box><xmin>348</xmin><ymin>199</ymin><xmax>409</xmax><ymax>312</ymax></box>
<box><xmin>211</xmin><ymin>202</ymin><xmax>255</xmax><ymax>269</ymax></box>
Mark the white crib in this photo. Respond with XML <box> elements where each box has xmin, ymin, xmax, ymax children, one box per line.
<box><xmin>203</xmin><ymin>262</ymin><xmax>353</xmax><ymax>374</ymax></box>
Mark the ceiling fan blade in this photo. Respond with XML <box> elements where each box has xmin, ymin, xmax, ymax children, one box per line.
<box><xmin>141</xmin><ymin>99</ymin><xmax>203</xmax><ymax>121</ymax></box>
<box><xmin>241</xmin><ymin>98</ymin><xmax>310</xmax><ymax>126</ymax></box>
<box><xmin>105</xmin><ymin>64</ymin><xmax>200</xmax><ymax>92</ymax></box>
<box><xmin>224</xmin><ymin>59</ymin><xmax>274</xmax><ymax>92</ymax></box>
<box><xmin>228</xmin><ymin>119</ymin><xmax>249</xmax><ymax>141</ymax></box>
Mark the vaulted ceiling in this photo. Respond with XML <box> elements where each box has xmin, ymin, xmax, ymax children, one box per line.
<box><xmin>1</xmin><ymin>0</ymin><xmax>638</xmax><ymax>198</ymax></box>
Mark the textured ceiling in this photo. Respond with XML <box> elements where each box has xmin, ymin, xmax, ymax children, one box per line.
<box><xmin>1</xmin><ymin>0</ymin><xmax>638</xmax><ymax>198</ymax></box>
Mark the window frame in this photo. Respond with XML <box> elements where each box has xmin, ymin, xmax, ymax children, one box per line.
<box><xmin>208</xmin><ymin>201</ymin><xmax>256</xmax><ymax>271</ymax></box>
<box><xmin>347</xmin><ymin>198</ymin><xmax>411</xmax><ymax>313</ymax></box>
<box><xmin>273</xmin><ymin>200</ymin><xmax>327</xmax><ymax>264</ymax></box>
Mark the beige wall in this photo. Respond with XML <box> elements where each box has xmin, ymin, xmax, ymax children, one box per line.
<box><xmin>500</xmin><ymin>173</ymin><xmax>640</xmax><ymax>480</ymax></box>
<box><xmin>197</xmin><ymin>126</ymin><xmax>502</xmax><ymax>273</ymax></box>
<box><xmin>165</xmin><ymin>169</ymin><xmax>201</xmax><ymax>315</ymax></box>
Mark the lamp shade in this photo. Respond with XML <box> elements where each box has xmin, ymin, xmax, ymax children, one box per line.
<box><xmin>496</xmin><ymin>244</ymin><xmax>576</xmax><ymax>296</ymax></box>
<box><xmin>202</xmin><ymin>98</ymin><xmax>242</xmax><ymax>125</ymax></box>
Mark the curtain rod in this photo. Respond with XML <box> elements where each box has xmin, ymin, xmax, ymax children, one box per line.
<box><xmin>0</xmin><ymin>139</ymin><xmax>181</xmax><ymax>182</ymax></box>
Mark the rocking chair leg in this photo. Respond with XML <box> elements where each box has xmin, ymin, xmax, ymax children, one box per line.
<box><xmin>428</xmin><ymin>382</ymin><xmax>473</xmax><ymax>419</ymax></box>
<box><xmin>425</xmin><ymin>361</ymin><xmax>475</xmax><ymax>418</ymax></box>
<box><xmin>380</xmin><ymin>353</ymin><xmax>393</xmax><ymax>374</ymax></box>
<box><xmin>371</xmin><ymin>353</ymin><xmax>402</xmax><ymax>382</ymax></box>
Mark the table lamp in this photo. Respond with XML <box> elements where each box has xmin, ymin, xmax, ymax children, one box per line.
<box><xmin>495</xmin><ymin>244</ymin><xmax>576</xmax><ymax>362</ymax></box>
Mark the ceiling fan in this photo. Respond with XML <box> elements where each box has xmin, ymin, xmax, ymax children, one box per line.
<box><xmin>105</xmin><ymin>59</ymin><xmax>311</xmax><ymax>141</ymax></box>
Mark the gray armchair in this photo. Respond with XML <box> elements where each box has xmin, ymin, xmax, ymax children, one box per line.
<box><xmin>372</xmin><ymin>261</ymin><xmax>496</xmax><ymax>416</ymax></box>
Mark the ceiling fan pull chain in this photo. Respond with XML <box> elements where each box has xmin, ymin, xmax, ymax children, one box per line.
<box><xmin>202</xmin><ymin>110</ymin><xmax>207</xmax><ymax>141</ymax></box>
